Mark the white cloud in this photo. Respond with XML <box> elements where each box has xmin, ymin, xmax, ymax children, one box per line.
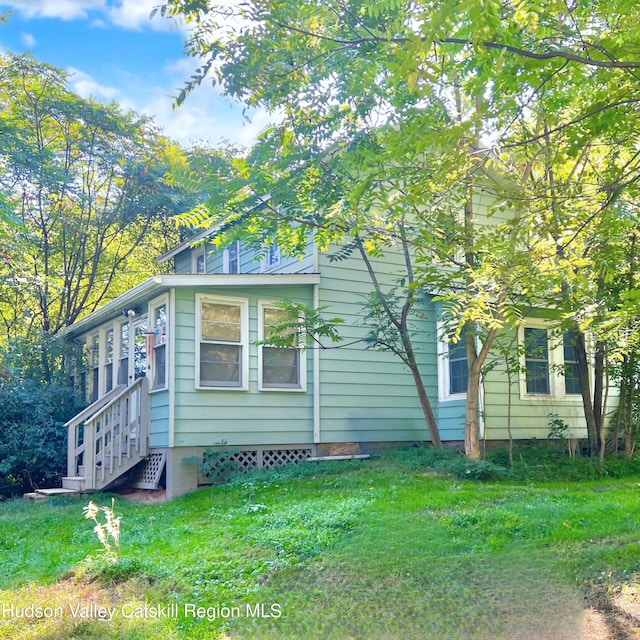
<box><xmin>106</xmin><ymin>0</ymin><xmax>184</xmax><ymax>33</ymax></box>
<box><xmin>20</xmin><ymin>33</ymin><xmax>36</xmax><ymax>48</ymax></box>
<box><xmin>67</xmin><ymin>67</ymin><xmax>124</xmax><ymax>104</ymax></box>
<box><xmin>1</xmin><ymin>0</ymin><xmax>183</xmax><ymax>32</ymax></box>
<box><xmin>1</xmin><ymin>0</ymin><xmax>105</xmax><ymax>20</ymax></box>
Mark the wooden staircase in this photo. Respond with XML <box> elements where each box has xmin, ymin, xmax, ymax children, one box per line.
<box><xmin>63</xmin><ymin>377</ymin><xmax>149</xmax><ymax>492</ymax></box>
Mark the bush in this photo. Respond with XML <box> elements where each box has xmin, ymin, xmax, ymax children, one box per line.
<box><xmin>0</xmin><ymin>379</ymin><xmax>83</xmax><ymax>493</ymax></box>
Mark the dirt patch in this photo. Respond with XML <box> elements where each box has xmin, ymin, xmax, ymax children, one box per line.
<box><xmin>583</xmin><ymin>579</ymin><xmax>640</xmax><ymax>639</ymax></box>
<box><xmin>115</xmin><ymin>488</ymin><xmax>167</xmax><ymax>504</ymax></box>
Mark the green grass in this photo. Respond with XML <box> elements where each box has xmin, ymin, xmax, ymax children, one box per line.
<box><xmin>2</xmin><ymin>448</ymin><xmax>640</xmax><ymax>638</ymax></box>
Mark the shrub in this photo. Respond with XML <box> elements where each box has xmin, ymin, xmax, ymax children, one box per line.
<box><xmin>0</xmin><ymin>379</ymin><xmax>83</xmax><ymax>492</ymax></box>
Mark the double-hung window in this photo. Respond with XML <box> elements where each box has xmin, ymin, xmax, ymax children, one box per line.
<box><xmin>448</xmin><ymin>339</ymin><xmax>469</xmax><ymax>396</ymax></box>
<box><xmin>258</xmin><ymin>302</ymin><xmax>305</xmax><ymax>391</ymax></box>
<box><xmin>562</xmin><ymin>331</ymin><xmax>582</xmax><ymax>395</ymax></box>
<box><xmin>437</xmin><ymin>322</ymin><xmax>469</xmax><ymax>401</ymax></box>
<box><xmin>196</xmin><ymin>295</ymin><xmax>248</xmax><ymax>389</ymax></box>
<box><xmin>520</xmin><ymin>323</ymin><xmax>585</xmax><ymax>398</ymax></box>
<box><xmin>523</xmin><ymin>327</ymin><xmax>550</xmax><ymax>394</ymax></box>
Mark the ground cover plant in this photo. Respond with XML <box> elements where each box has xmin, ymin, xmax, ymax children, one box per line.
<box><xmin>2</xmin><ymin>448</ymin><xmax>640</xmax><ymax>638</ymax></box>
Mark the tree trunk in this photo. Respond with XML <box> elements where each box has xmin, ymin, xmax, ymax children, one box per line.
<box><xmin>407</xmin><ymin>361</ymin><xmax>442</xmax><ymax>449</ymax></box>
<box><xmin>574</xmin><ymin>330</ymin><xmax>599</xmax><ymax>455</ymax></box>
<box><xmin>465</xmin><ymin>359</ymin><xmax>483</xmax><ymax>460</ymax></box>
<box><xmin>593</xmin><ymin>341</ymin><xmax>606</xmax><ymax>465</ymax></box>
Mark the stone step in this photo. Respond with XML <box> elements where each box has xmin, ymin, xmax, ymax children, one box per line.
<box><xmin>62</xmin><ymin>476</ymin><xmax>86</xmax><ymax>491</ymax></box>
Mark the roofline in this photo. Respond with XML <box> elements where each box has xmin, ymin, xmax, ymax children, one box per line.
<box><xmin>157</xmin><ymin>196</ymin><xmax>271</xmax><ymax>264</ymax></box>
<box><xmin>63</xmin><ymin>273</ymin><xmax>321</xmax><ymax>338</ymax></box>
<box><xmin>157</xmin><ymin>226</ymin><xmax>214</xmax><ymax>264</ymax></box>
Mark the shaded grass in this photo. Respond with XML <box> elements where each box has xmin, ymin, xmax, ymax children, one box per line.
<box><xmin>3</xmin><ymin>451</ymin><xmax>640</xmax><ymax>638</ymax></box>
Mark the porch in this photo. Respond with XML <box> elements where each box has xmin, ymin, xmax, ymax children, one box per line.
<box><xmin>62</xmin><ymin>377</ymin><xmax>159</xmax><ymax>492</ymax></box>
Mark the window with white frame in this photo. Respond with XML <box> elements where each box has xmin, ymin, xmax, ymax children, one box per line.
<box><xmin>196</xmin><ymin>295</ymin><xmax>248</xmax><ymax>389</ymax></box>
<box><xmin>523</xmin><ymin>327</ymin><xmax>550</xmax><ymax>394</ymax></box>
<box><xmin>89</xmin><ymin>333</ymin><xmax>99</xmax><ymax>403</ymax></box>
<box><xmin>151</xmin><ymin>299</ymin><xmax>168</xmax><ymax>391</ymax></box>
<box><xmin>104</xmin><ymin>328</ymin><xmax>114</xmax><ymax>393</ymax></box>
<box><xmin>437</xmin><ymin>323</ymin><xmax>469</xmax><ymax>400</ymax></box>
<box><xmin>261</xmin><ymin>242</ymin><xmax>281</xmax><ymax>271</ymax></box>
<box><xmin>258</xmin><ymin>302</ymin><xmax>305</xmax><ymax>391</ymax></box>
<box><xmin>192</xmin><ymin>247</ymin><xmax>206</xmax><ymax>274</ymax></box>
<box><xmin>118</xmin><ymin>322</ymin><xmax>129</xmax><ymax>386</ymax></box>
<box><xmin>223</xmin><ymin>241</ymin><xmax>240</xmax><ymax>274</ymax></box>
<box><xmin>519</xmin><ymin>323</ymin><xmax>584</xmax><ymax>399</ymax></box>
<box><xmin>562</xmin><ymin>331</ymin><xmax>582</xmax><ymax>395</ymax></box>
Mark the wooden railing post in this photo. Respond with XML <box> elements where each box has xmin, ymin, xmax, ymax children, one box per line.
<box><xmin>84</xmin><ymin>417</ymin><xmax>96</xmax><ymax>490</ymax></box>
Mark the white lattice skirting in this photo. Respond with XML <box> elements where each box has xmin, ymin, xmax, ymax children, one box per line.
<box><xmin>204</xmin><ymin>448</ymin><xmax>312</xmax><ymax>477</ymax></box>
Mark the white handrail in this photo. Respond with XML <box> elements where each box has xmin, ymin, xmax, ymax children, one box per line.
<box><xmin>67</xmin><ymin>377</ymin><xmax>149</xmax><ymax>489</ymax></box>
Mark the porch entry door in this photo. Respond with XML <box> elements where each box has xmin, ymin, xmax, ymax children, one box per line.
<box><xmin>132</xmin><ymin>316</ymin><xmax>149</xmax><ymax>381</ymax></box>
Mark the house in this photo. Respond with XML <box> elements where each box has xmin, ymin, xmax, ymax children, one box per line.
<box><xmin>61</xmin><ymin>198</ymin><xmax>612</xmax><ymax>499</ymax></box>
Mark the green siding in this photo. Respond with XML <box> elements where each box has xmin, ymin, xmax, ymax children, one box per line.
<box><xmin>481</xmin><ymin>329</ymin><xmax>618</xmax><ymax>440</ymax></box>
<box><xmin>150</xmin><ymin>390</ymin><xmax>170</xmax><ymax>447</ymax></box>
<box><xmin>316</xmin><ymin>248</ymin><xmax>458</xmax><ymax>443</ymax></box>
<box><xmin>174</xmin><ymin>250</ymin><xmax>191</xmax><ymax>274</ymax></box>
<box><xmin>172</xmin><ymin>285</ymin><xmax>315</xmax><ymax>447</ymax></box>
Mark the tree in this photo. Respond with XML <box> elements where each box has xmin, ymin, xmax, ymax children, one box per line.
<box><xmin>164</xmin><ymin>0</ymin><xmax>640</xmax><ymax>458</ymax></box>
<box><xmin>0</xmin><ymin>53</ymin><xmax>184</xmax><ymax>377</ymax></box>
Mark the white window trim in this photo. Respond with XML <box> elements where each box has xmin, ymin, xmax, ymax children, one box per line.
<box><xmin>261</xmin><ymin>243</ymin><xmax>281</xmax><ymax>272</ymax></box>
<box><xmin>437</xmin><ymin>321</ymin><xmax>468</xmax><ymax>402</ymax></box>
<box><xmin>149</xmin><ymin>294</ymin><xmax>169</xmax><ymax>393</ymax></box>
<box><xmin>222</xmin><ymin>241</ymin><xmax>241</xmax><ymax>274</ymax></box>
<box><xmin>192</xmin><ymin>247</ymin><xmax>206</xmax><ymax>274</ymax></box>
<box><xmin>195</xmin><ymin>293</ymin><xmax>249</xmax><ymax>391</ymax></box>
<box><xmin>257</xmin><ymin>299</ymin><xmax>307</xmax><ymax>392</ymax></box>
<box><xmin>518</xmin><ymin>320</ymin><xmax>585</xmax><ymax>401</ymax></box>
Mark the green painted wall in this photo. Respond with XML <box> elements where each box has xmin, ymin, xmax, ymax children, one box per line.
<box><xmin>172</xmin><ymin>284</ymin><xmax>315</xmax><ymax>447</ymax></box>
<box><xmin>315</xmin><ymin>247</ymin><xmax>457</xmax><ymax>443</ymax></box>
<box><xmin>150</xmin><ymin>391</ymin><xmax>170</xmax><ymax>447</ymax></box>
<box><xmin>481</xmin><ymin>327</ymin><xmax>618</xmax><ymax>440</ymax></box>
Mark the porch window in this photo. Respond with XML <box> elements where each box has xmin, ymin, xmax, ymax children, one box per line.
<box><xmin>223</xmin><ymin>241</ymin><xmax>240</xmax><ymax>274</ymax></box>
<box><xmin>524</xmin><ymin>327</ymin><xmax>550</xmax><ymax>394</ymax></box>
<box><xmin>118</xmin><ymin>322</ymin><xmax>129</xmax><ymax>386</ymax></box>
<box><xmin>89</xmin><ymin>333</ymin><xmax>99</xmax><ymax>403</ymax></box>
<box><xmin>151</xmin><ymin>301</ymin><xmax>168</xmax><ymax>391</ymax></box>
<box><xmin>196</xmin><ymin>294</ymin><xmax>248</xmax><ymax>389</ymax></box>
<box><xmin>259</xmin><ymin>302</ymin><xmax>305</xmax><ymax>391</ymax></box>
<box><xmin>104</xmin><ymin>328</ymin><xmax>114</xmax><ymax>393</ymax></box>
<box><xmin>563</xmin><ymin>331</ymin><xmax>582</xmax><ymax>395</ymax></box>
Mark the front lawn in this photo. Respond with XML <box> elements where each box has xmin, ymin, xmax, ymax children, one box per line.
<box><xmin>1</xmin><ymin>449</ymin><xmax>640</xmax><ymax>639</ymax></box>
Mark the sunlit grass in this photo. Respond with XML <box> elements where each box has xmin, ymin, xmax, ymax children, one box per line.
<box><xmin>2</xmin><ymin>449</ymin><xmax>640</xmax><ymax>638</ymax></box>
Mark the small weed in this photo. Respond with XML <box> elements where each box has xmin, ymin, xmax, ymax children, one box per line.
<box><xmin>83</xmin><ymin>498</ymin><xmax>121</xmax><ymax>564</ymax></box>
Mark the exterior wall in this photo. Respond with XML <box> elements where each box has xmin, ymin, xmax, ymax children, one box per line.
<box><xmin>150</xmin><ymin>391</ymin><xmax>170</xmax><ymax>447</ymax></box>
<box><xmin>481</xmin><ymin>326</ymin><xmax>618</xmax><ymax>441</ymax></box>
<box><xmin>172</xmin><ymin>285</ymin><xmax>315</xmax><ymax>448</ymax></box>
<box><xmin>175</xmin><ymin>239</ymin><xmax>317</xmax><ymax>276</ymax></box>
<box><xmin>174</xmin><ymin>250</ymin><xmax>191</xmax><ymax>274</ymax></box>
<box><xmin>315</xmin><ymin>248</ymin><xmax>458</xmax><ymax>443</ymax></box>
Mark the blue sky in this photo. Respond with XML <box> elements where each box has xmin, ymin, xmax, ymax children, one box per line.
<box><xmin>0</xmin><ymin>0</ymin><xmax>270</xmax><ymax>148</ymax></box>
